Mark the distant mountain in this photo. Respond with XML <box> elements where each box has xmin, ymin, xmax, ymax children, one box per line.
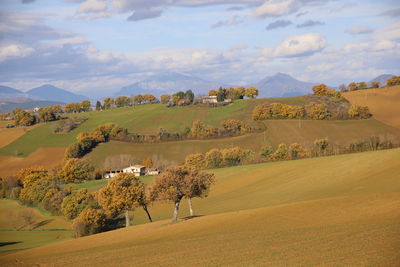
<box><xmin>254</xmin><ymin>73</ymin><xmax>316</xmax><ymax>97</ymax></box>
<box><xmin>0</xmin><ymin>85</ymin><xmax>38</xmax><ymax>103</ymax></box>
<box><xmin>27</xmin><ymin>85</ymin><xmax>88</xmax><ymax>103</ymax></box>
<box><xmin>0</xmin><ymin>100</ymin><xmax>65</xmax><ymax>113</ymax></box>
<box><xmin>0</xmin><ymin>85</ymin><xmax>23</xmax><ymax>94</ymax></box>
<box><xmin>369</xmin><ymin>74</ymin><xmax>394</xmax><ymax>86</ymax></box>
<box><xmin>115</xmin><ymin>72</ymin><xmax>229</xmax><ymax>97</ymax></box>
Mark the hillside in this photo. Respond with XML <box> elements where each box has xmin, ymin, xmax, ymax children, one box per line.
<box><xmin>1</xmin><ymin>148</ymin><xmax>399</xmax><ymax>265</ymax></box>
<box><xmin>344</xmin><ymin>85</ymin><xmax>400</xmax><ymax>129</ymax></box>
<box><xmin>27</xmin><ymin>85</ymin><xmax>88</xmax><ymax>103</ymax></box>
<box><xmin>1</xmin><ymin>96</ymin><xmax>400</xmax><ymax>176</ymax></box>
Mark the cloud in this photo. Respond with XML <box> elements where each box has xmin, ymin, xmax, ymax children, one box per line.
<box><xmin>254</xmin><ymin>0</ymin><xmax>301</xmax><ymax>18</ymax></box>
<box><xmin>266</xmin><ymin>19</ymin><xmax>292</xmax><ymax>30</ymax></box>
<box><xmin>0</xmin><ymin>44</ymin><xmax>35</xmax><ymax>62</ymax></box>
<box><xmin>375</xmin><ymin>22</ymin><xmax>400</xmax><ymax>41</ymax></box>
<box><xmin>211</xmin><ymin>16</ymin><xmax>244</xmax><ymax>28</ymax></box>
<box><xmin>296</xmin><ymin>20</ymin><xmax>324</xmax><ymax>28</ymax></box>
<box><xmin>77</xmin><ymin>0</ymin><xmax>108</xmax><ymax>14</ymax></box>
<box><xmin>127</xmin><ymin>8</ymin><xmax>163</xmax><ymax>21</ymax></box>
<box><xmin>296</xmin><ymin>11</ymin><xmax>307</xmax><ymax>17</ymax></box>
<box><xmin>22</xmin><ymin>0</ymin><xmax>35</xmax><ymax>3</ymax></box>
<box><xmin>272</xmin><ymin>33</ymin><xmax>327</xmax><ymax>57</ymax></box>
<box><xmin>345</xmin><ymin>25</ymin><xmax>373</xmax><ymax>35</ymax></box>
<box><xmin>380</xmin><ymin>8</ymin><xmax>400</xmax><ymax>18</ymax></box>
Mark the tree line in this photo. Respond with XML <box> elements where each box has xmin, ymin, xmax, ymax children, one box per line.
<box><xmin>339</xmin><ymin>75</ymin><xmax>400</xmax><ymax>92</ymax></box>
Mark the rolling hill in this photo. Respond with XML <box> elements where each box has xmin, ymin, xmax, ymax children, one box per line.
<box><xmin>344</xmin><ymin>85</ymin><xmax>400</xmax><ymax>129</ymax></box>
<box><xmin>1</xmin><ymin>148</ymin><xmax>399</xmax><ymax>265</ymax></box>
<box><xmin>27</xmin><ymin>85</ymin><xmax>88</xmax><ymax>103</ymax></box>
<box><xmin>1</xmin><ymin>95</ymin><xmax>400</xmax><ymax>176</ymax></box>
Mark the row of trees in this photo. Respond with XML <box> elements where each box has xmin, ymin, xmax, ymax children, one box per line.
<box><xmin>209</xmin><ymin>87</ymin><xmax>259</xmax><ymax>102</ymax></box>
<box><xmin>160</xmin><ymin>90</ymin><xmax>195</xmax><ymax>107</ymax></box>
<box><xmin>65</xmin><ymin>123</ymin><xmax>127</xmax><ymax>159</ymax></box>
<box><xmin>339</xmin><ymin>75</ymin><xmax>400</xmax><ymax>92</ymax></box>
<box><xmin>101</xmin><ymin>94</ymin><xmax>159</xmax><ymax>110</ymax></box>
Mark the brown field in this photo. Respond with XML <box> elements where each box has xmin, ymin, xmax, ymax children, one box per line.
<box><xmin>0</xmin><ymin>148</ymin><xmax>65</xmax><ymax>177</ymax></box>
<box><xmin>0</xmin><ymin>122</ymin><xmax>39</xmax><ymax>149</ymax></box>
<box><xmin>1</xmin><ymin>148</ymin><xmax>399</xmax><ymax>266</ymax></box>
<box><xmin>344</xmin><ymin>85</ymin><xmax>400</xmax><ymax>129</ymax></box>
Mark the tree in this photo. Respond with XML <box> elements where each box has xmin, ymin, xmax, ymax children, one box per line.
<box><xmin>386</xmin><ymin>76</ymin><xmax>400</xmax><ymax>86</ymax></box>
<box><xmin>314</xmin><ymin>138</ymin><xmax>329</xmax><ymax>155</ymax></box>
<box><xmin>41</xmin><ymin>188</ymin><xmax>64</xmax><ymax>215</ymax></box>
<box><xmin>96</xmin><ymin>101</ymin><xmax>102</xmax><ymax>111</ymax></box>
<box><xmin>271</xmin><ymin>144</ymin><xmax>288</xmax><ymax>161</ymax></box>
<box><xmin>16</xmin><ymin>166</ymin><xmax>48</xmax><ymax>186</ymax></box>
<box><xmin>143</xmin><ymin>94</ymin><xmax>157</xmax><ymax>103</ymax></box>
<box><xmin>103</xmin><ymin>98</ymin><xmax>114</xmax><ymax>109</ymax></box>
<box><xmin>182</xmin><ymin>169</ymin><xmax>214</xmax><ymax>216</ymax></box>
<box><xmin>133</xmin><ymin>94</ymin><xmax>144</xmax><ymax>105</ymax></box>
<box><xmin>216</xmin><ymin>87</ymin><xmax>226</xmax><ymax>102</ymax></box>
<box><xmin>38</xmin><ymin>107</ymin><xmax>57</xmax><ymax>122</ymax></box>
<box><xmin>339</xmin><ymin>84</ymin><xmax>347</xmax><ymax>92</ymax></box>
<box><xmin>19</xmin><ymin>173</ymin><xmax>57</xmax><ymax>206</ymax></box>
<box><xmin>348</xmin><ymin>82</ymin><xmax>358</xmax><ymax>91</ymax></box>
<box><xmin>245</xmin><ymin>87</ymin><xmax>259</xmax><ymax>98</ymax></box>
<box><xmin>98</xmin><ymin>173</ymin><xmax>152</xmax><ymax>227</ymax></box>
<box><xmin>61</xmin><ymin>189</ymin><xmax>92</xmax><ymax>219</ymax></box>
<box><xmin>288</xmin><ymin>143</ymin><xmax>306</xmax><ymax>160</ymax></box>
<box><xmin>13</xmin><ymin>108</ymin><xmax>36</xmax><ymax>126</ymax></box>
<box><xmin>72</xmin><ymin>208</ymin><xmax>106</xmax><ymax>237</ymax></box>
<box><xmin>80</xmin><ymin>100</ymin><xmax>91</xmax><ymax>112</ymax></box>
<box><xmin>150</xmin><ymin>166</ymin><xmax>214</xmax><ymax>222</ymax></box>
<box><xmin>305</xmin><ymin>103</ymin><xmax>330</xmax><ymax>120</ymax></box>
<box><xmin>204</xmin><ymin>149</ymin><xmax>223</xmax><ymax>168</ymax></box>
<box><xmin>184</xmin><ymin>153</ymin><xmax>205</xmax><ymax>170</ymax></box>
<box><xmin>115</xmin><ymin>96</ymin><xmax>131</xmax><ymax>107</ymax></box>
<box><xmin>260</xmin><ymin>145</ymin><xmax>273</xmax><ymax>160</ymax></box>
<box><xmin>370</xmin><ymin>81</ymin><xmax>380</xmax><ymax>88</ymax></box>
<box><xmin>221</xmin><ymin>147</ymin><xmax>245</xmax><ymax>166</ymax></box>
<box><xmin>357</xmin><ymin>82</ymin><xmax>367</xmax><ymax>90</ymax></box>
<box><xmin>142</xmin><ymin>158</ymin><xmax>153</xmax><ymax>169</ymax></box>
<box><xmin>209</xmin><ymin>90</ymin><xmax>218</xmax><ymax>96</ymax></box>
<box><xmin>160</xmin><ymin>94</ymin><xmax>171</xmax><ymax>104</ymax></box>
<box><xmin>185</xmin><ymin>90</ymin><xmax>195</xmax><ymax>104</ymax></box>
<box><xmin>348</xmin><ymin>105</ymin><xmax>372</xmax><ymax>119</ymax></box>
<box><xmin>57</xmin><ymin>159</ymin><xmax>95</xmax><ymax>183</ymax></box>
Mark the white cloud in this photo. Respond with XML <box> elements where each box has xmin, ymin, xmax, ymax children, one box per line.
<box><xmin>253</xmin><ymin>0</ymin><xmax>301</xmax><ymax>18</ymax></box>
<box><xmin>273</xmin><ymin>33</ymin><xmax>327</xmax><ymax>57</ymax></box>
<box><xmin>211</xmin><ymin>15</ymin><xmax>244</xmax><ymax>28</ymax></box>
<box><xmin>77</xmin><ymin>0</ymin><xmax>108</xmax><ymax>14</ymax></box>
<box><xmin>375</xmin><ymin>22</ymin><xmax>400</xmax><ymax>41</ymax></box>
<box><xmin>0</xmin><ymin>44</ymin><xmax>35</xmax><ymax>62</ymax></box>
<box><xmin>345</xmin><ymin>25</ymin><xmax>373</xmax><ymax>35</ymax></box>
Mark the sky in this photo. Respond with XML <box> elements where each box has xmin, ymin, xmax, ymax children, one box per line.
<box><xmin>0</xmin><ymin>0</ymin><xmax>399</xmax><ymax>96</ymax></box>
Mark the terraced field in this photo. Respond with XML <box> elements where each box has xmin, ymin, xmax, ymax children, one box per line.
<box><xmin>1</xmin><ymin>148</ymin><xmax>399</xmax><ymax>265</ymax></box>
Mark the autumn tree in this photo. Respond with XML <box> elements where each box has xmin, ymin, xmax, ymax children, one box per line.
<box><xmin>150</xmin><ymin>166</ymin><xmax>214</xmax><ymax>222</ymax></box>
<box><xmin>72</xmin><ymin>208</ymin><xmax>107</xmax><ymax>237</ymax></box>
<box><xmin>41</xmin><ymin>188</ymin><xmax>65</xmax><ymax>215</ymax></box>
<box><xmin>348</xmin><ymin>82</ymin><xmax>358</xmax><ymax>91</ymax></box>
<box><xmin>184</xmin><ymin>153</ymin><xmax>205</xmax><ymax>170</ymax></box>
<box><xmin>357</xmin><ymin>82</ymin><xmax>367</xmax><ymax>90</ymax></box>
<box><xmin>204</xmin><ymin>149</ymin><xmax>223</xmax><ymax>168</ymax></box>
<box><xmin>245</xmin><ymin>87</ymin><xmax>259</xmax><ymax>98</ymax></box>
<box><xmin>221</xmin><ymin>147</ymin><xmax>245</xmax><ymax>166</ymax></box>
<box><xmin>348</xmin><ymin>105</ymin><xmax>372</xmax><ymax>119</ymax></box>
<box><xmin>305</xmin><ymin>103</ymin><xmax>330</xmax><ymax>120</ymax></box>
<box><xmin>142</xmin><ymin>158</ymin><xmax>153</xmax><ymax>169</ymax></box>
<box><xmin>61</xmin><ymin>188</ymin><xmax>92</xmax><ymax>219</ymax></box>
<box><xmin>182</xmin><ymin>169</ymin><xmax>214</xmax><ymax>216</ymax></box>
<box><xmin>160</xmin><ymin>94</ymin><xmax>171</xmax><ymax>104</ymax></box>
<box><xmin>208</xmin><ymin>90</ymin><xmax>218</xmax><ymax>96</ymax></box>
<box><xmin>271</xmin><ymin>144</ymin><xmax>288</xmax><ymax>161</ymax></box>
<box><xmin>57</xmin><ymin>159</ymin><xmax>95</xmax><ymax>183</ymax></box>
<box><xmin>288</xmin><ymin>143</ymin><xmax>307</xmax><ymax>160</ymax></box>
<box><xmin>133</xmin><ymin>94</ymin><xmax>144</xmax><ymax>105</ymax></box>
<box><xmin>314</xmin><ymin>138</ymin><xmax>329</xmax><ymax>155</ymax></box>
<box><xmin>13</xmin><ymin>108</ymin><xmax>36</xmax><ymax>126</ymax></box>
<box><xmin>260</xmin><ymin>145</ymin><xmax>273</xmax><ymax>160</ymax></box>
<box><xmin>143</xmin><ymin>94</ymin><xmax>157</xmax><ymax>103</ymax></box>
<box><xmin>386</xmin><ymin>76</ymin><xmax>400</xmax><ymax>86</ymax></box>
<box><xmin>370</xmin><ymin>81</ymin><xmax>380</xmax><ymax>88</ymax></box>
<box><xmin>16</xmin><ymin>166</ymin><xmax>48</xmax><ymax>186</ymax></box>
<box><xmin>98</xmin><ymin>173</ymin><xmax>152</xmax><ymax>227</ymax></box>
<box><xmin>80</xmin><ymin>100</ymin><xmax>91</xmax><ymax>112</ymax></box>
<box><xmin>103</xmin><ymin>97</ymin><xmax>114</xmax><ymax>109</ymax></box>
<box><xmin>38</xmin><ymin>107</ymin><xmax>58</xmax><ymax>122</ymax></box>
<box><xmin>19</xmin><ymin>170</ymin><xmax>58</xmax><ymax>206</ymax></box>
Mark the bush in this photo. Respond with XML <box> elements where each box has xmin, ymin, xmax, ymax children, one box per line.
<box><xmin>305</xmin><ymin>103</ymin><xmax>330</xmax><ymax>120</ymax></box>
<box><xmin>72</xmin><ymin>208</ymin><xmax>107</xmax><ymax>237</ymax></box>
<box><xmin>221</xmin><ymin>147</ymin><xmax>245</xmax><ymax>166</ymax></box>
<box><xmin>386</xmin><ymin>76</ymin><xmax>400</xmax><ymax>87</ymax></box>
<box><xmin>204</xmin><ymin>149</ymin><xmax>223</xmax><ymax>169</ymax></box>
<box><xmin>57</xmin><ymin>159</ymin><xmax>95</xmax><ymax>183</ymax></box>
<box><xmin>184</xmin><ymin>153</ymin><xmax>205</xmax><ymax>170</ymax></box>
<box><xmin>348</xmin><ymin>105</ymin><xmax>372</xmax><ymax>119</ymax></box>
<box><xmin>271</xmin><ymin>144</ymin><xmax>288</xmax><ymax>161</ymax></box>
<box><xmin>61</xmin><ymin>189</ymin><xmax>91</xmax><ymax>219</ymax></box>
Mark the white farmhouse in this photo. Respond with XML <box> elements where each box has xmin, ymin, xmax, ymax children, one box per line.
<box><xmin>104</xmin><ymin>165</ymin><xmax>146</xmax><ymax>178</ymax></box>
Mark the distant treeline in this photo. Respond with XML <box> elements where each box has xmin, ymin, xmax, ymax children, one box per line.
<box><xmin>339</xmin><ymin>75</ymin><xmax>400</xmax><ymax>92</ymax></box>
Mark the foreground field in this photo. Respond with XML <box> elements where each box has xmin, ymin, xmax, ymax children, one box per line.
<box><xmin>0</xmin><ymin>199</ymin><xmax>71</xmax><ymax>253</ymax></box>
<box><xmin>1</xmin><ymin>148</ymin><xmax>399</xmax><ymax>265</ymax></box>
<box><xmin>344</xmin><ymin>85</ymin><xmax>400</xmax><ymax>129</ymax></box>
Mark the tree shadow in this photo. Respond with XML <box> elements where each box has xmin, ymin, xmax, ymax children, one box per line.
<box><xmin>31</xmin><ymin>219</ymin><xmax>54</xmax><ymax>230</ymax></box>
<box><xmin>0</xmin><ymin>242</ymin><xmax>22</xmax><ymax>247</ymax></box>
<box><xmin>181</xmin><ymin>215</ymin><xmax>204</xmax><ymax>221</ymax></box>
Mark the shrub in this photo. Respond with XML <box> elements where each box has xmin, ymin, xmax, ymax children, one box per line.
<box><xmin>305</xmin><ymin>103</ymin><xmax>330</xmax><ymax>120</ymax></box>
<box><xmin>61</xmin><ymin>189</ymin><xmax>92</xmax><ymax>219</ymax></box>
<box><xmin>57</xmin><ymin>159</ymin><xmax>95</xmax><ymax>183</ymax></box>
<box><xmin>184</xmin><ymin>153</ymin><xmax>205</xmax><ymax>170</ymax></box>
<box><xmin>271</xmin><ymin>144</ymin><xmax>288</xmax><ymax>161</ymax></box>
<box><xmin>204</xmin><ymin>149</ymin><xmax>223</xmax><ymax>169</ymax></box>
<box><xmin>348</xmin><ymin>105</ymin><xmax>372</xmax><ymax>119</ymax></box>
<box><xmin>260</xmin><ymin>145</ymin><xmax>273</xmax><ymax>159</ymax></box>
<box><xmin>386</xmin><ymin>76</ymin><xmax>400</xmax><ymax>87</ymax></box>
<box><xmin>221</xmin><ymin>147</ymin><xmax>245</xmax><ymax>166</ymax></box>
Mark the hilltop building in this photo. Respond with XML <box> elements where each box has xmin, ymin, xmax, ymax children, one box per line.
<box><xmin>104</xmin><ymin>165</ymin><xmax>146</xmax><ymax>178</ymax></box>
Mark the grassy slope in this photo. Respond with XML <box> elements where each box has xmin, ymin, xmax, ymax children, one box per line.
<box><xmin>344</xmin><ymin>85</ymin><xmax>400</xmax><ymax>129</ymax></box>
<box><xmin>0</xmin><ymin>199</ymin><xmax>71</xmax><ymax>253</ymax></box>
<box><xmin>1</xmin><ymin>148</ymin><xmax>399</xmax><ymax>266</ymax></box>
<box><xmin>0</xmin><ymin>122</ymin><xmax>39</xmax><ymax>149</ymax></box>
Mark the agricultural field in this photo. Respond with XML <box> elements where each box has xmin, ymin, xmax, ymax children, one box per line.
<box><xmin>0</xmin><ymin>199</ymin><xmax>71</xmax><ymax>253</ymax></box>
<box><xmin>1</xmin><ymin>95</ymin><xmax>400</xmax><ymax>176</ymax></box>
<box><xmin>344</xmin><ymin>85</ymin><xmax>400</xmax><ymax>129</ymax></box>
<box><xmin>0</xmin><ymin>121</ymin><xmax>39</xmax><ymax>149</ymax></box>
<box><xmin>1</xmin><ymin>148</ymin><xmax>399</xmax><ymax>265</ymax></box>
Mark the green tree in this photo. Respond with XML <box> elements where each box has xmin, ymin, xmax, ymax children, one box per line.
<box><xmin>98</xmin><ymin>173</ymin><xmax>152</xmax><ymax>227</ymax></box>
<box><xmin>95</xmin><ymin>101</ymin><xmax>102</xmax><ymax>111</ymax></box>
<box><xmin>216</xmin><ymin>87</ymin><xmax>226</xmax><ymax>102</ymax></box>
<box><xmin>185</xmin><ymin>90</ymin><xmax>195</xmax><ymax>104</ymax></box>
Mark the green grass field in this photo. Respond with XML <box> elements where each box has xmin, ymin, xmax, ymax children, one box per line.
<box><xmin>1</xmin><ymin>148</ymin><xmax>399</xmax><ymax>265</ymax></box>
<box><xmin>0</xmin><ymin>199</ymin><xmax>71</xmax><ymax>253</ymax></box>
